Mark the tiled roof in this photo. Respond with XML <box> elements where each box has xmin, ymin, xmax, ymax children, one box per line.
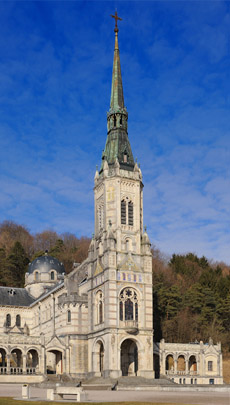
<box><xmin>0</xmin><ymin>286</ymin><xmax>35</xmax><ymax>306</ymax></box>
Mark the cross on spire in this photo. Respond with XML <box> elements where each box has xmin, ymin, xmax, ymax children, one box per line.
<box><xmin>111</xmin><ymin>11</ymin><xmax>122</xmax><ymax>32</ymax></box>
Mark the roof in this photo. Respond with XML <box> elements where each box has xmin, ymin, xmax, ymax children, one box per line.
<box><xmin>28</xmin><ymin>254</ymin><xmax>65</xmax><ymax>275</ymax></box>
<box><xmin>101</xmin><ymin>25</ymin><xmax>134</xmax><ymax>171</ymax></box>
<box><xmin>0</xmin><ymin>286</ymin><xmax>35</xmax><ymax>307</ymax></box>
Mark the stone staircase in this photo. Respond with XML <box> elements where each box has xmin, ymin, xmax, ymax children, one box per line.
<box><xmin>35</xmin><ymin>374</ymin><xmax>175</xmax><ymax>390</ymax></box>
<box><xmin>82</xmin><ymin>376</ymin><xmax>175</xmax><ymax>390</ymax></box>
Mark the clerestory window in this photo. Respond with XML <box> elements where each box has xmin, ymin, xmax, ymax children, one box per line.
<box><xmin>6</xmin><ymin>314</ymin><xmax>11</xmax><ymax>327</ymax></box>
<box><xmin>16</xmin><ymin>314</ymin><xmax>21</xmax><ymax>327</ymax></box>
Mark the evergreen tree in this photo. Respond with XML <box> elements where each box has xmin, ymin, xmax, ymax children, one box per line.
<box><xmin>7</xmin><ymin>241</ymin><xmax>29</xmax><ymax>287</ymax></box>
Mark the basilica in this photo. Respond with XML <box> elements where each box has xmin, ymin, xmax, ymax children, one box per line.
<box><xmin>0</xmin><ymin>18</ymin><xmax>223</xmax><ymax>385</ymax></box>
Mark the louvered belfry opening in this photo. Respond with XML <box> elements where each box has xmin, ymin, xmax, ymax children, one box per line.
<box><xmin>121</xmin><ymin>200</ymin><xmax>126</xmax><ymax>224</ymax></box>
<box><xmin>128</xmin><ymin>201</ymin><xmax>133</xmax><ymax>226</ymax></box>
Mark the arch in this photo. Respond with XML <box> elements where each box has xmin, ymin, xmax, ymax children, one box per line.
<box><xmin>189</xmin><ymin>355</ymin><xmax>197</xmax><ymax>374</ymax></box>
<box><xmin>93</xmin><ymin>340</ymin><xmax>104</xmax><ymax>376</ymax></box>
<box><xmin>119</xmin><ymin>287</ymin><xmax>139</xmax><ymax>323</ymax></box>
<box><xmin>166</xmin><ymin>354</ymin><xmax>174</xmax><ymax>374</ymax></box>
<box><xmin>34</xmin><ymin>271</ymin><xmax>39</xmax><ymax>281</ymax></box>
<box><xmin>120</xmin><ymin>339</ymin><xmax>138</xmax><ymax>376</ymax></box>
<box><xmin>10</xmin><ymin>348</ymin><xmax>23</xmax><ymax>373</ymax></box>
<box><xmin>46</xmin><ymin>349</ymin><xmax>63</xmax><ymax>375</ymax></box>
<box><xmin>177</xmin><ymin>355</ymin><xmax>186</xmax><ymax>372</ymax></box>
<box><xmin>6</xmin><ymin>313</ymin><xmax>11</xmax><ymax>327</ymax></box>
<box><xmin>16</xmin><ymin>314</ymin><xmax>21</xmax><ymax>327</ymax></box>
<box><xmin>26</xmin><ymin>349</ymin><xmax>39</xmax><ymax>372</ymax></box>
<box><xmin>95</xmin><ymin>290</ymin><xmax>104</xmax><ymax>324</ymax></box>
<box><xmin>0</xmin><ymin>348</ymin><xmax>7</xmax><ymax>371</ymax></box>
<box><xmin>125</xmin><ymin>238</ymin><xmax>132</xmax><ymax>252</ymax></box>
<box><xmin>50</xmin><ymin>271</ymin><xmax>55</xmax><ymax>281</ymax></box>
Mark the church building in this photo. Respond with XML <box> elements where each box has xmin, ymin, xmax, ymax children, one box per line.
<box><xmin>0</xmin><ymin>16</ymin><xmax>223</xmax><ymax>385</ymax></box>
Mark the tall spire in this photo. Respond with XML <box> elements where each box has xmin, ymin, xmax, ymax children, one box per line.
<box><xmin>110</xmin><ymin>12</ymin><xmax>124</xmax><ymax>111</ymax></box>
<box><xmin>101</xmin><ymin>13</ymin><xmax>134</xmax><ymax>172</ymax></box>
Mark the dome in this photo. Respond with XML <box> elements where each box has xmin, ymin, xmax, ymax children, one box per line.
<box><xmin>28</xmin><ymin>254</ymin><xmax>65</xmax><ymax>275</ymax></box>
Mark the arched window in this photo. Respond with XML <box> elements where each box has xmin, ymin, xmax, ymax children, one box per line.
<box><xmin>67</xmin><ymin>310</ymin><xmax>71</xmax><ymax>323</ymax></box>
<box><xmin>16</xmin><ymin>314</ymin><xmax>21</xmax><ymax>327</ymax></box>
<box><xmin>119</xmin><ymin>288</ymin><xmax>138</xmax><ymax>322</ymax></box>
<box><xmin>121</xmin><ymin>200</ymin><xmax>134</xmax><ymax>226</ymax></box>
<box><xmin>208</xmin><ymin>361</ymin><xmax>213</xmax><ymax>371</ymax></box>
<box><xmin>125</xmin><ymin>299</ymin><xmax>133</xmax><ymax>320</ymax></box>
<box><xmin>121</xmin><ymin>200</ymin><xmax>126</xmax><ymax>224</ymax></box>
<box><xmin>50</xmin><ymin>271</ymin><xmax>55</xmax><ymax>280</ymax></box>
<box><xmin>35</xmin><ymin>271</ymin><xmax>39</xmax><ymax>281</ymax></box>
<box><xmin>128</xmin><ymin>201</ymin><xmax>133</xmax><ymax>226</ymax></box>
<box><xmin>99</xmin><ymin>301</ymin><xmax>103</xmax><ymax>324</ymax></box>
<box><xmin>6</xmin><ymin>314</ymin><xmax>11</xmax><ymax>327</ymax></box>
<box><xmin>114</xmin><ymin>115</ymin><xmax>116</xmax><ymax>127</ymax></box>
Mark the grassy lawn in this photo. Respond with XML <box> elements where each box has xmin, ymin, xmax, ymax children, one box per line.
<box><xmin>0</xmin><ymin>399</ymin><xmax>193</xmax><ymax>405</ymax></box>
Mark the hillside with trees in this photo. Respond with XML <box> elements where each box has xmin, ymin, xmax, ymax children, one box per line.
<box><xmin>0</xmin><ymin>220</ymin><xmax>230</xmax><ymax>354</ymax></box>
<box><xmin>0</xmin><ymin>220</ymin><xmax>90</xmax><ymax>287</ymax></box>
<box><xmin>152</xmin><ymin>247</ymin><xmax>230</xmax><ymax>353</ymax></box>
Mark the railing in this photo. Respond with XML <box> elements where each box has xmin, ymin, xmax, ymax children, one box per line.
<box><xmin>124</xmin><ymin>320</ymin><xmax>138</xmax><ymax>328</ymax></box>
<box><xmin>0</xmin><ymin>367</ymin><xmax>37</xmax><ymax>375</ymax></box>
<box><xmin>0</xmin><ymin>367</ymin><xmax>7</xmax><ymax>374</ymax></box>
<box><xmin>166</xmin><ymin>370</ymin><xmax>198</xmax><ymax>376</ymax></box>
<box><xmin>26</xmin><ymin>368</ymin><xmax>36</xmax><ymax>374</ymax></box>
<box><xmin>10</xmin><ymin>367</ymin><xmax>23</xmax><ymax>374</ymax></box>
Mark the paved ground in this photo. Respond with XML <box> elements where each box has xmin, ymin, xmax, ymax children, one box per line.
<box><xmin>0</xmin><ymin>384</ymin><xmax>230</xmax><ymax>405</ymax></box>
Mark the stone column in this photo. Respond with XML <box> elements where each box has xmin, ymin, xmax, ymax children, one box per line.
<box><xmin>161</xmin><ymin>351</ymin><xmax>165</xmax><ymax>375</ymax></box>
<box><xmin>65</xmin><ymin>348</ymin><xmax>70</xmax><ymax>375</ymax></box>
<box><xmin>174</xmin><ymin>358</ymin><xmax>178</xmax><ymax>374</ymax></box>
<box><xmin>62</xmin><ymin>351</ymin><xmax>66</xmax><ymax>374</ymax></box>
<box><xmin>185</xmin><ymin>359</ymin><xmax>189</xmax><ymax>375</ymax></box>
<box><xmin>23</xmin><ymin>354</ymin><xmax>27</xmax><ymax>374</ymax></box>
<box><xmin>6</xmin><ymin>354</ymin><xmax>10</xmax><ymax>374</ymax></box>
<box><xmin>40</xmin><ymin>346</ymin><xmax>46</xmax><ymax>374</ymax></box>
<box><xmin>197</xmin><ymin>359</ymin><xmax>200</xmax><ymax>375</ymax></box>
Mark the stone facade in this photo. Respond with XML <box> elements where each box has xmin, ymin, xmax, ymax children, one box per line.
<box><xmin>154</xmin><ymin>339</ymin><xmax>223</xmax><ymax>385</ymax></box>
<box><xmin>0</xmin><ymin>23</ymin><xmax>223</xmax><ymax>385</ymax></box>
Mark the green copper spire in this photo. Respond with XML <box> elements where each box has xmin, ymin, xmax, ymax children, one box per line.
<box><xmin>110</xmin><ymin>17</ymin><xmax>124</xmax><ymax>110</ymax></box>
<box><xmin>101</xmin><ymin>13</ymin><xmax>134</xmax><ymax>172</ymax></box>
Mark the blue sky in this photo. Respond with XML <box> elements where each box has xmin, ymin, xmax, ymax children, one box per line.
<box><xmin>0</xmin><ymin>1</ymin><xmax>229</xmax><ymax>264</ymax></box>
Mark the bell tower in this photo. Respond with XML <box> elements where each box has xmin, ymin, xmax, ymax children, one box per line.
<box><xmin>87</xmin><ymin>13</ymin><xmax>154</xmax><ymax>379</ymax></box>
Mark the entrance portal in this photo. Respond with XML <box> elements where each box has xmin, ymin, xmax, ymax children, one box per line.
<box><xmin>121</xmin><ymin>339</ymin><xmax>138</xmax><ymax>376</ymax></box>
<box><xmin>46</xmin><ymin>350</ymin><xmax>63</xmax><ymax>375</ymax></box>
<box><xmin>94</xmin><ymin>341</ymin><xmax>104</xmax><ymax>376</ymax></box>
